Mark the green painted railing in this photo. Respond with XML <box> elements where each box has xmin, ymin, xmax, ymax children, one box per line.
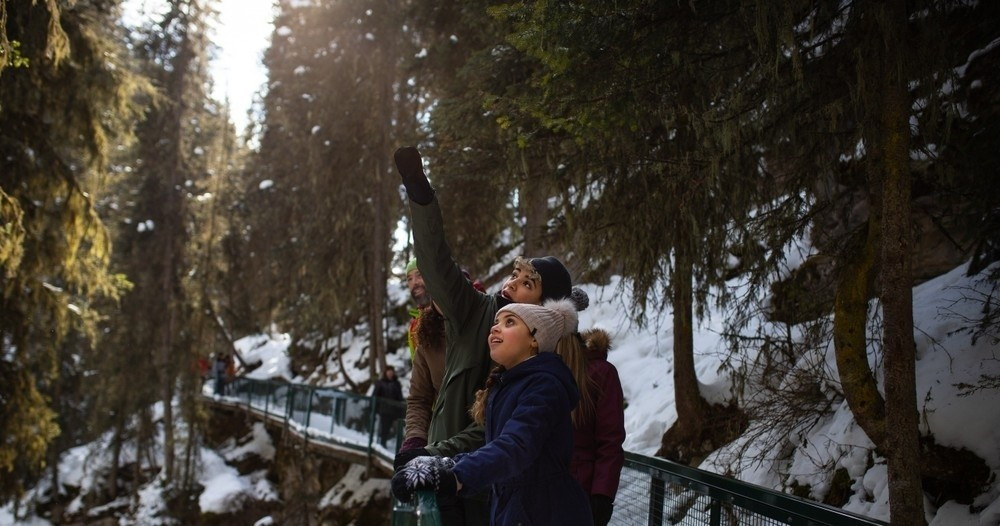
<box><xmin>209</xmin><ymin>377</ymin><xmax>885</xmax><ymax>526</ymax></box>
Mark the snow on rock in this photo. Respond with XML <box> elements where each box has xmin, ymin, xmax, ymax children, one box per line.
<box><xmin>198</xmin><ymin>434</ymin><xmax>277</xmax><ymax>515</ymax></box>
<box><xmin>226</xmin><ymin>422</ymin><xmax>277</xmax><ymax>463</ymax></box>
<box><xmin>238</xmin><ymin>330</ymin><xmax>292</xmax><ymax>381</ymax></box>
<box><xmin>199</xmin><ymin>448</ymin><xmax>251</xmax><ymax>514</ymax></box>
<box><xmin>318</xmin><ymin>464</ymin><xmax>389</xmax><ymax>510</ymax></box>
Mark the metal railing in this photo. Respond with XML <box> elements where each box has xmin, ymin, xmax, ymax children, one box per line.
<box><xmin>207</xmin><ymin>377</ymin><xmax>885</xmax><ymax>526</ymax></box>
<box><xmin>613</xmin><ymin>454</ymin><xmax>884</xmax><ymax>526</ymax></box>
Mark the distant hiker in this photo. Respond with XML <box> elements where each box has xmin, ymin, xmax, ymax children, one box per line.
<box><xmin>197</xmin><ymin>355</ymin><xmax>210</xmax><ymax>388</ymax></box>
<box><xmin>374</xmin><ymin>366</ymin><xmax>404</xmax><ymax>446</ymax></box>
<box><xmin>225</xmin><ymin>353</ymin><xmax>237</xmax><ymax>393</ymax></box>
<box><xmin>393</xmin><ymin>145</ymin><xmax>589</xmax><ymax>526</ymax></box>
<box><xmin>213</xmin><ymin>353</ymin><xmax>227</xmax><ymax>396</ymax></box>
<box><xmin>563</xmin><ymin>329</ymin><xmax>626</xmax><ymax>526</ymax></box>
<box><xmin>392</xmin><ymin>299</ymin><xmax>593</xmax><ymax>526</ymax></box>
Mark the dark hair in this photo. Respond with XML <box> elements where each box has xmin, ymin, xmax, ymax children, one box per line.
<box><xmin>413</xmin><ymin>305</ymin><xmax>445</xmax><ymax>352</ymax></box>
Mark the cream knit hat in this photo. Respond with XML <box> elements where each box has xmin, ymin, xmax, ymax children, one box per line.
<box><xmin>498</xmin><ymin>298</ymin><xmax>579</xmax><ymax>353</ymax></box>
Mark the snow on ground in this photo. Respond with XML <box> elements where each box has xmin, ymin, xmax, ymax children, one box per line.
<box><xmin>0</xmin><ymin>509</ymin><xmax>50</xmax><ymax>526</ymax></box>
<box><xmin>220</xmin><ymin>260</ymin><xmax>1000</xmax><ymax>524</ymax></box>
<box><xmin>0</xmin><ymin>406</ymin><xmax>280</xmax><ymax>525</ymax></box>
<box><xmin>3</xmin><ymin>260</ymin><xmax>998</xmax><ymax>525</ymax></box>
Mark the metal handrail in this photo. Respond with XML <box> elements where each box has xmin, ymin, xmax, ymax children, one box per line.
<box><xmin>620</xmin><ymin>452</ymin><xmax>886</xmax><ymax>526</ymax></box>
<box><xmin>207</xmin><ymin>377</ymin><xmax>885</xmax><ymax>526</ymax></box>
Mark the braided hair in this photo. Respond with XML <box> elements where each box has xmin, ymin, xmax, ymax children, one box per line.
<box><xmin>469</xmin><ymin>365</ymin><xmax>506</xmax><ymax>425</ymax></box>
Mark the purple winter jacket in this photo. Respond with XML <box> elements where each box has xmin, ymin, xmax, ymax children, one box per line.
<box><xmin>570</xmin><ymin>330</ymin><xmax>626</xmax><ymax>500</ymax></box>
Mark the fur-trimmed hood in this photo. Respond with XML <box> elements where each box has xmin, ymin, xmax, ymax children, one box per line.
<box><xmin>582</xmin><ymin>328</ymin><xmax>612</xmax><ymax>361</ymax></box>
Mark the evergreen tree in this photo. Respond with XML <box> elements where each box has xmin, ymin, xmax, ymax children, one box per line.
<box><xmin>101</xmin><ymin>0</ymin><xmax>219</xmax><ymax>489</ymax></box>
<box><xmin>744</xmin><ymin>0</ymin><xmax>996</xmax><ymax>512</ymax></box>
<box><xmin>399</xmin><ymin>1</ymin><xmax>566</xmax><ymax>279</ymax></box>
<box><xmin>243</xmin><ymin>0</ymin><xmax>409</xmax><ymax>383</ymax></box>
<box><xmin>0</xmin><ymin>0</ymin><xmax>147</xmax><ymax>503</ymax></box>
<box><xmin>489</xmin><ymin>0</ymin><xmax>761</xmax><ymax>462</ymax></box>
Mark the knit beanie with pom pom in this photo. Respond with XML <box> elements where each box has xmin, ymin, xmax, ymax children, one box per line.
<box><xmin>498</xmin><ymin>298</ymin><xmax>579</xmax><ymax>353</ymax></box>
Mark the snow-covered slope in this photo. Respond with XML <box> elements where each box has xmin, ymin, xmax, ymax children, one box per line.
<box><xmin>4</xmin><ymin>261</ymin><xmax>997</xmax><ymax>525</ymax></box>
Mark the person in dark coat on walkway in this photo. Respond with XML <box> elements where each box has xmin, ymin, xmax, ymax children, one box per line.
<box><xmin>374</xmin><ymin>366</ymin><xmax>404</xmax><ymax>445</ymax></box>
<box><xmin>392</xmin><ymin>298</ymin><xmax>593</xmax><ymax>526</ymax></box>
<box><xmin>213</xmin><ymin>353</ymin><xmax>227</xmax><ymax>396</ymax></box>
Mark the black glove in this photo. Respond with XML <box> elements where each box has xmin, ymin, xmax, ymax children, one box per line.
<box><xmin>390</xmin><ymin>455</ymin><xmax>458</xmax><ymax>503</ymax></box>
<box><xmin>590</xmin><ymin>494</ymin><xmax>614</xmax><ymax>526</ymax></box>
<box><xmin>393</xmin><ymin>146</ymin><xmax>434</xmax><ymax>205</ymax></box>
<box><xmin>393</xmin><ymin>446</ymin><xmax>430</xmax><ymax>472</ymax></box>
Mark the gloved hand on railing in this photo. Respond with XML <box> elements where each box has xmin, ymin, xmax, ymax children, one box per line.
<box><xmin>391</xmin><ymin>455</ymin><xmax>458</xmax><ymax>504</ymax></box>
<box><xmin>393</xmin><ymin>446</ymin><xmax>430</xmax><ymax>471</ymax></box>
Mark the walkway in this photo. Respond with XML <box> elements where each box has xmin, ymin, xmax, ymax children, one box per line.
<box><xmin>206</xmin><ymin>377</ymin><xmax>886</xmax><ymax>526</ymax></box>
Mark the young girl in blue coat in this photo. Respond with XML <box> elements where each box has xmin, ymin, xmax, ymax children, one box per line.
<box><xmin>393</xmin><ymin>298</ymin><xmax>593</xmax><ymax>526</ymax></box>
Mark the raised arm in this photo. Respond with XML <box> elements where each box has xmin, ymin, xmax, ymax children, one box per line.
<box><xmin>395</xmin><ymin>147</ymin><xmax>488</xmax><ymax>326</ymax></box>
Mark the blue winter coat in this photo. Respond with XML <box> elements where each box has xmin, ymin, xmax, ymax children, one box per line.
<box><xmin>452</xmin><ymin>352</ymin><xmax>593</xmax><ymax>526</ymax></box>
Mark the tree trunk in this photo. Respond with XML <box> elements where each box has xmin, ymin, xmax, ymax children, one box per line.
<box><xmin>367</xmin><ymin>7</ymin><xmax>394</xmax><ymax>379</ymax></box>
<box><xmin>520</xmin><ymin>149</ymin><xmax>550</xmax><ymax>256</ymax></box>
<box><xmin>369</xmin><ymin>157</ymin><xmax>387</xmax><ymax>378</ymax></box>
<box><xmin>875</xmin><ymin>1</ymin><xmax>924</xmax><ymax>523</ymax></box>
<box><xmin>672</xmin><ymin>245</ymin><xmax>701</xmax><ymax>433</ymax></box>
<box><xmin>656</xmin><ymin>240</ymin><xmax>711</xmax><ymax>464</ymax></box>
<box><xmin>833</xmin><ymin>222</ymin><xmax>886</xmax><ymax>448</ymax></box>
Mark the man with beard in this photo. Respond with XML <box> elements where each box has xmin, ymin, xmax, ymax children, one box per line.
<box><xmin>405</xmin><ymin>258</ymin><xmax>431</xmax><ymax>359</ymax></box>
<box><xmin>400</xmin><ymin>258</ymin><xmax>446</xmax><ymax>453</ymax></box>
<box><xmin>401</xmin><ymin>260</ymin><xmax>487</xmax><ymax>453</ymax></box>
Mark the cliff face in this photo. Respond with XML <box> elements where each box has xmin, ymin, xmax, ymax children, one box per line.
<box><xmin>203</xmin><ymin>409</ymin><xmax>392</xmax><ymax>526</ymax></box>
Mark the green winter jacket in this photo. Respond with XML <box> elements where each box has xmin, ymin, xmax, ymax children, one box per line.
<box><xmin>411</xmin><ymin>196</ymin><xmax>508</xmax><ymax>457</ymax></box>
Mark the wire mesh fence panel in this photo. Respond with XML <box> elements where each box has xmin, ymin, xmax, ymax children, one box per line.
<box><xmin>610</xmin><ymin>467</ymin><xmax>716</xmax><ymax>526</ymax></box>
<box><xmin>609</xmin><ymin>463</ymin><xmax>654</xmax><ymax>525</ymax></box>
<box><xmin>228</xmin><ymin>378</ymin><xmax>252</xmax><ymax>402</ymax></box>
<box><xmin>611</xmin><ymin>463</ymin><xmax>861</xmax><ymax>526</ymax></box>
<box><xmin>662</xmin><ymin>491</ymin><xmax>714</xmax><ymax>525</ymax></box>
<box><xmin>270</xmin><ymin>383</ymin><xmax>290</xmax><ymax>419</ymax></box>
<box><xmin>717</xmin><ymin>506</ymin><xmax>788</xmax><ymax>526</ymax></box>
<box><xmin>288</xmin><ymin>386</ymin><xmax>311</xmax><ymax>427</ymax></box>
<box><xmin>258</xmin><ymin>382</ymin><xmax>280</xmax><ymax>415</ymax></box>
<box><xmin>307</xmin><ymin>388</ymin><xmax>339</xmax><ymax>436</ymax></box>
